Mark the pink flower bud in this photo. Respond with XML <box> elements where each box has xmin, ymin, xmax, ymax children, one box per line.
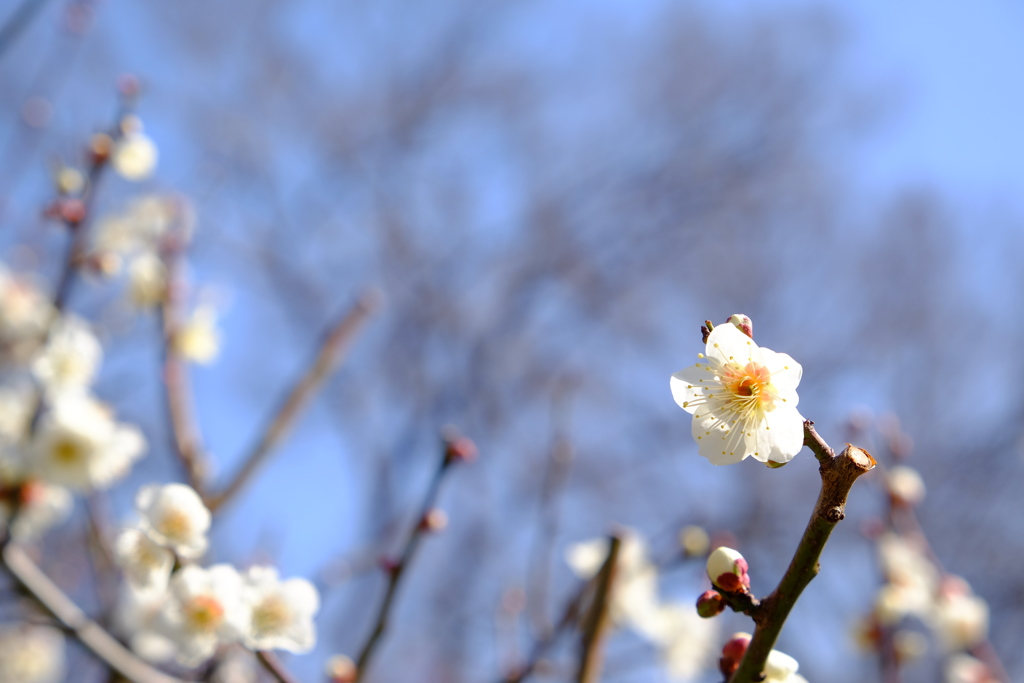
<box><xmin>696</xmin><ymin>590</ymin><xmax>725</xmax><ymax>618</ymax></box>
<box><xmin>720</xmin><ymin>632</ymin><xmax>751</xmax><ymax>676</ymax></box>
<box><xmin>707</xmin><ymin>546</ymin><xmax>750</xmax><ymax>593</ymax></box>
<box><xmin>419</xmin><ymin>508</ymin><xmax>449</xmax><ymax>533</ymax></box>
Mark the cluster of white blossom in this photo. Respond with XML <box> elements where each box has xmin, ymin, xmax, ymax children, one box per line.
<box><xmin>114</xmin><ymin>483</ymin><xmax>320</xmax><ymax>668</ymax></box>
<box><xmin>854</xmin><ymin>464</ymin><xmax>994</xmax><ymax>681</ymax></box>
<box><xmin>566</xmin><ymin>530</ymin><xmax>718</xmax><ymax>681</ymax></box>
<box><xmin>0</xmin><ymin>267</ymin><xmax>148</xmax><ymax>540</ymax></box>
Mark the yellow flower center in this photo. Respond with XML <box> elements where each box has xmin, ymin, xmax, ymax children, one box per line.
<box><xmin>52</xmin><ymin>438</ymin><xmax>82</xmax><ymax>464</ymax></box>
<box><xmin>252</xmin><ymin>594</ymin><xmax>291</xmax><ymax>636</ymax></box>
<box><xmin>719</xmin><ymin>361</ymin><xmax>777</xmax><ymax>414</ymax></box>
<box><xmin>157</xmin><ymin>509</ymin><xmax>192</xmax><ymax>543</ymax></box>
<box><xmin>184</xmin><ymin>595</ymin><xmax>224</xmax><ymax>633</ymax></box>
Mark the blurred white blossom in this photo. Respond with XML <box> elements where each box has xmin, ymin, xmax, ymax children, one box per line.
<box><xmin>241</xmin><ymin>566</ymin><xmax>320</xmax><ymax>653</ymax></box>
<box><xmin>115</xmin><ymin>527</ymin><xmax>175</xmax><ymax>591</ymax></box>
<box><xmin>29</xmin><ymin>393</ymin><xmax>145</xmax><ymax>491</ymax></box>
<box><xmin>173</xmin><ymin>306</ymin><xmax>220</xmax><ymax>364</ymax></box>
<box><xmin>159</xmin><ymin>564</ymin><xmax>248</xmax><ymax>667</ymax></box>
<box><xmin>94</xmin><ymin>195</ymin><xmax>177</xmax><ymax>256</ymax></box>
<box><xmin>136</xmin><ymin>483</ymin><xmax>211</xmax><ymax>559</ymax></box>
<box><xmin>931</xmin><ymin>577</ymin><xmax>989</xmax><ymax>652</ymax></box>
<box><xmin>0</xmin><ymin>624</ymin><xmax>65</xmax><ymax>683</ymax></box>
<box><xmin>0</xmin><ymin>480</ymin><xmax>73</xmax><ymax>541</ymax></box>
<box><xmin>112</xmin><ymin>131</ymin><xmax>158</xmax><ymax>181</ymax></box>
<box><xmin>31</xmin><ymin>314</ymin><xmax>102</xmax><ymax>394</ymax></box>
<box><xmin>114</xmin><ymin>584</ymin><xmax>177</xmax><ymax>664</ymax></box>
<box><xmin>128</xmin><ymin>252</ymin><xmax>167</xmax><ymax>307</ymax></box>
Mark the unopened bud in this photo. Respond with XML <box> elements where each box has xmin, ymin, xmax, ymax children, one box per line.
<box><xmin>117</xmin><ymin>74</ymin><xmax>140</xmax><ymax>98</ymax></box>
<box><xmin>378</xmin><ymin>557</ymin><xmax>399</xmax><ymax>575</ymax></box>
<box><xmin>707</xmin><ymin>546</ymin><xmax>750</xmax><ymax>593</ymax></box>
<box><xmin>696</xmin><ymin>590</ymin><xmax>725</xmax><ymax>618</ymax></box>
<box><xmin>443</xmin><ymin>428</ymin><xmax>478</xmax><ymax>464</ymax></box>
<box><xmin>89</xmin><ymin>133</ymin><xmax>113</xmax><ymax>164</ymax></box>
<box><xmin>720</xmin><ymin>632</ymin><xmax>751</xmax><ymax>676</ymax></box>
<box><xmin>765</xmin><ymin>459</ymin><xmax>788</xmax><ymax>469</ymax></box>
<box><xmin>727</xmin><ymin>313</ymin><xmax>753</xmax><ymax>339</ymax></box>
<box><xmin>44</xmin><ymin>198</ymin><xmax>86</xmax><ymax>225</ymax></box>
<box><xmin>679</xmin><ymin>525</ymin><xmax>710</xmax><ymax>556</ymax></box>
<box><xmin>88</xmin><ymin>252</ymin><xmax>122</xmax><ymax>277</ymax></box>
<box><xmin>419</xmin><ymin>508</ymin><xmax>448</xmax><ymax>533</ymax></box>
<box><xmin>325</xmin><ymin>654</ymin><xmax>357</xmax><ymax>683</ymax></box>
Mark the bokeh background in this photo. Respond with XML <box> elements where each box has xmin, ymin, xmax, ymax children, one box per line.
<box><xmin>1</xmin><ymin>0</ymin><xmax>1023</xmax><ymax>681</ymax></box>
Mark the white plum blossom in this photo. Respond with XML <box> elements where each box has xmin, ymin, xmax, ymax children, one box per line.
<box><xmin>113</xmin><ymin>584</ymin><xmax>177</xmax><ymax>664</ymax></box>
<box><xmin>671</xmin><ymin>322</ymin><xmax>804</xmax><ymax>465</ymax></box>
<box><xmin>173</xmin><ymin>305</ymin><xmax>220</xmax><ymax>364</ymax></box>
<box><xmin>94</xmin><ymin>195</ymin><xmax>177</xmax><ymax>256</ymax></box>
<box><xmin>159</xmin><ymin>564</ymin><xmax>248</xmax><ymax>667</ymax></box>
<box><xmin>128</xmin><ymin>252</ymin><xmax>167</xmax><ymax>308</ymax></box>
<box><xmin>31</xmin><ymin>314</ymin><xmax>102</xmax><ymax>394</ymax></box>
<box><xmin>931</xmin><ymin>577</ymin><xmax>989</xmax><ymax>652</ymax></box>
<box><xmin>0</xmin><ymin>266</ymin><xmax>54</xmax><ymax>360</ymax></box>
<box><xmin>657</xmin><ymin>604</ymin><xmax>718</xmax><ymax>681</ymax></box>
<box><xmin>566</xmin><ymin>532</ymin><xmax>661</xmax><ymax>638</ymax></box>
<box><xmin>241</xmin><ymin>566</ymin><xmax>320</xmax><ymax>653</ymax></box>
<box><xmin>136</xmin><ymin>483</ymin><xmax>211</xmax><ymax>559</ymax></box>
<box><xmin>115</xmin><ymin>527</ymin><xmax>175</xmax><ymax>591</ymax></box>
<box><xmin>763</xmin><ymin>648</ymin><xmax>808</xmax><ymax>683</ymax></box>
<box><xmin>0</xmin><ymin>624</ymin><xmax>65</xmax><ymax>683</ymax></box>
<box><xmin>567</xmin><ymin>532</ymin><xmax>716</xmax><ymax>681</ymax></box>
<box><xmin>112</xmin><ymin>130</ymin><xmax>158</xmax><ymax>181</ymax></box>
<box><xmin>29</xmin><ymin>393</ymin><xmax>145</xmax><ymax>491</ymax></box>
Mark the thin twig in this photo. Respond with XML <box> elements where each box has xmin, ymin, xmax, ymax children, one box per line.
<box><xmin>256</xmin><ymin>650</ymin><xmax>300</xmax><ymax>683</ymax></box>
<box><xmin>352</xmin><ymin>432</ymin><xmax>468</xmax><ymax>681</ymax></box>
<box><xmin>160</xmin><ymin>237</ymin><xmax>207</xmax><ymax>494</ymax></box>
<box><xmin>502</xmin><ymin>579</ymin><xmax>589</xmax><ymax>683</ymax></box>
<box><xmin>526</xmin><ymin>381</ymin><xmax>575</xmax><ymax>637</ymax></box>
<box><xmin>0</xmin><ymin>0</ymin><xmax>54</xmax><ymax>61</ymax></box>
<box><xmin>206</xmin><ymin>290</ymin><xmax>380</xmax><ymax>512</ymax></box>
<box><xmin>575</xmin><ymin>535</ymin><xmax>621</xmax><ymax>683</ymax></box>
<box><xmin>728</xmin><ymin>424</ymin><xmax>875</xmax><ymax>683</ymax></box>
<box><xmin>1</xmin><ymin>543</ymin><xmax>187</xmax><ymax>683</ymax></box>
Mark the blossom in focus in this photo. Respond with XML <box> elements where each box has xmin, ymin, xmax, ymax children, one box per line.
<box><xmin>241</xmin><ymin>566</ymin><xmax>320</xmax><ymax>653</ymax></box>
<box><xmin>31</xmin><ymin>314</ymin><xmax>102</xmax><ymax>394</ymax></box>
<box><xmin>136</xmin><ymin>483</ymin><xmax>211</xmax><ymax>559</ymax></box>
<box><xmin>29</xmin><ymin>394</ymin><xmax>146</xmax><ymax>491</ymax></box>
<box><xmin>115</xmin><ymin>527</ymin><xmax>175</xmax><ymax>591</ymax></box>
<box><xmin>0</xmin><ymin>624</ymin><xmax>65</xmax><ymax>683</ymax></box>
<box><xmin>671</xmin><ymin>322</ymin><xmax>804</xmax><ymax>465</ymax></box>
<box><xmin>159</xmin><ymin>564</ymin><xmax>248</xmax><ymax>667</ymax></box>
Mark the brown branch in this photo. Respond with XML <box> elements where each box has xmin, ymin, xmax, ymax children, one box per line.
<box><xmin>206</xmin><ymin>290</ymin><xmax>380</xmax><ymax>512</ymax></box>
<box><xmin>256</xmin><ymin>650</ymin><xmax>300</xmax><ymax>683</ymax></box>
<box><xmin>575</xmin><ymin>534</ymin><xmax>621</xmax><ymax>683</ymax></box>
<box><xmin>526</xmin><ymin>380</ymin><xmax>575</xmax><ymax>637</ymax></box>
<box><xmin>1</xmin><ymin>543</ymin><xmax>187</xmax><ymax>683</ymax></box>
<box><xmin>503</xmin><ymin>578</ymin><xmax>589</xmax><ymax>683</ymax></box>
<box><xmin>159</xmin><ymin>239</ymin><xmax>207</xmax><ymax>494</ymax></box>
<box><xmin>728</xmin><ymin>424</ymin><xmax>875</xmax><ymax>683</ymax></box>
<box><xmin>352</xmin><ymin>431</ymin><xmax>469</xmax><ymax>681</ymax></box>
